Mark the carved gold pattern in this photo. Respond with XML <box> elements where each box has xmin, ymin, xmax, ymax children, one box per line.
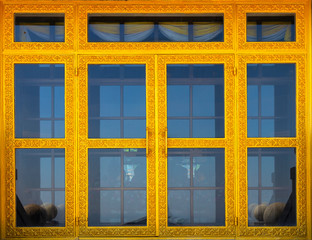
<box><xmin>4</xmin><ymin>4</ymin><xmax>74</xmax><ymax>51</ymax></box>
<box><xmin>237</xmin><ymin>5</ymin><xmax>305</xmax><ymax>51</ymax></box>
<box><xmin>157</xmin><ymin>55</ymin><xmax>236</xmax><ymax>237</ymax></box>
<box><xmin>78</xmin><ymin>4</ymin><xmax>233</xmax><ymax>52</ymax></box>
<box><xmin>78</xmin><ymin>55</ymin><xmax>156</xmax><ymax>236</ymax></box>
<box><xmin>4</xmin><ymin>55</ymin><xmax>76</xmax><ymax>237</ymax></box>
<box><xmin>237</xmin><ymin>55</ymin><xmax>307</xmax><ymax>237</ymax></box>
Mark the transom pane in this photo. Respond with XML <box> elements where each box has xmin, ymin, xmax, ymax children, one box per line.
<box><xmin>167</xmin><ymin>64</ymin><xmax>224</xmax><ymax>138</ymax></box>
<box><xmin>167</xmin><ymin>148</ymin><xmax>225</xmax><ymax>226</ymax></box>
<box><xmin>247</xmin><ymin>15</ymin><xmax>295</xmax><ymax>42</ymax></box>
<box><xmin>88</xmin><ymin>148</ymin><xmax>146</xmax><ymax>226</ymax></box>
<box><xmin>88</xmin><ymin>64</ymin><xmax>146</xmax><ymax>138</ymax></box>
<box><xmin>248</xmin><ymin>148</ymin><xmax>296</xmax><ymax>226</ymax></box>
<box><xmin>15</xmin><ymin>14</ymin><xmax>65</xmax><ymax>42</ymax></box>
<box><xmin>15</xmin><ymin>64</ymin><xmax>65</xmax><ymax>138</ymax></box>
<box><xmin>247</xmin><ymin>63</ymin><xmax>296</xmax><ymax>138</ymax></box>
<box><xmin>16</xmin><ymin>149</ymin><xmax>65</xmax><ymax>227</ymax></box>
<box><xmin>88</xmin><ymin>15</ymin><xmax>224</xmax><ymax>42</ymax></box>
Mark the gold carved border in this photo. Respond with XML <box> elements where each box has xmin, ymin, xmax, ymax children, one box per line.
<box><xmin>78</xmin><ymin>4</ymin><xmax>233</xmax><ymax>52</ymax></box>
<box><xmin>3</xmin><ymin>4</ymin><xmax>74</xmax><ymax>51</ymax></box>
<box><xmin>157</xmin><ymin>54</ymin><xmax>235</xmax><ymax>237</ymax></box>
<box><xmin>237</xmin><ymin>54</ymin><xmax>307</xmax><ymax>237</ymax></box>
<box><xmin>237</xmin><ymin>4</ymin><xmax>305</xmax><ymax>51</ymax></box>
<box><xmin>77</xmin><ymin>55</ymin><xmax>156</xmax><ymax>236</ymax></box>
<box><xmin>4</xmin><ymin>55</ymin><xmax>76</xmax><ymax>237</ymax></box>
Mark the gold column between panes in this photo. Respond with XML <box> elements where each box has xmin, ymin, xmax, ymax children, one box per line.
<box><xmin>237</xmin><ymin>54</ymin><xmax>307</xmax><ymax>238</ymax></box>
<box><xmin>77</xmin><ymin>55</ymin><xmax>156</xmax><ymax>237</ymax></box>
<box><xmin>3</xmin><ymin>55</ymin><xmax>76</xmax><ymax>238</ymax></box>
<box><xmin>156</xmin><ymin>54</ymin><xmax>236</xmax><ymax>238</ymax></box>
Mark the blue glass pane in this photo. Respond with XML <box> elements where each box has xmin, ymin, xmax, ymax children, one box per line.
<box><xmin>88</xmin><ymin>65</ymin><xmax>146</xmax><ymax>139</ymax></box>
<box><xmin>167</xmin><ymin>85</ymin><xmax>189</xmax><ymax>117</ymax></box>
<box><xmin>16</xmin><ymin>149</ymin><xmax>65</xmax><ymax>227</ymax></box>
<box><xmin>15</xmin><ymin>64</ymin><xmax>65</xmax><ymax>138</ymax></box>
<box><xmin>15</xmin><ymin>15</ymin><xmax>65</xmax><ymax>42</ymax></box>
<box><xmin>167</xmin><ymin>120</ymin><xmax>189</xmax><ymax>138</ymax></box>
<box><xmin>124</xmin><ymin>190</ymin><xmax>146</xmax><ymax>223</ymax></box>
<box><xmin>168</xmin><ymin>190</ymin><xmax>190</xmax><ymax>225</ymax></box>
<box><xmin>248</xmin><ymin>148</ymin><xmax>296</xmax><ymax>226</ymax></box>
<box><xmin>247</xmin><ymin>64</ymin><xmax>296</xmax><ymax>137</ymax></box>
<box><xmin>167</xmin><ymin>64</ymin><xmax>224</xmax><ymax>138</ymax></box>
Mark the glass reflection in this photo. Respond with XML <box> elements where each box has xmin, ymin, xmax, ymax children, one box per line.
<box><xmin>247</xmin><ymin>15</ymin><xmax>295</xmax><ymax>42</ymax></box>
<box><xmin>88</xmin><ymin>16</ymin><xmax>223</xmax><ymax>42</ymax></box>
<box><xmin>88</xmin><ymin>65</ymin><xmax>146</xmax><ymax>138</ymax></box>
<box><xmin>248</xmin><ymin>148</ymin><xmax>296</xmax><ymax>226</ymax></box>
<box><xmin>247</xmin><ymin>64</ymin><xmax>296</xmax><ymax>137</ymax></box>
<box><xmin>15</xmin><ymin>15</ymin><xmax>65</xmax><ymax>42</ymax></box>
<box><xmin>16</xmin><ymin>149</ymin><xmax>65</xmax><ymax>227</ymax></box>
<box><xmin>167</xmin><ymin>148</ymin><xmax>225</xmax><ymax>226</ymax></box>
<box><xmin>167</xmin><ymin>64</ymin><xmax>224</xmax><ymax>138</ymax></box>
<box><xmin>15</xmin><ymin>64</ymin><xmax>65</xmax><ymax>138</ymax></box>
<box><xmin>88</xmin><ymin>148</ymin><xmax>146</xmax><ymax>226</ymax></box>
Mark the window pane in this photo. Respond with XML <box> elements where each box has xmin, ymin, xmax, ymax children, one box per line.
<box><xmin>167</xmin><ymin>64</ymin><xmax>224</xmax><ymax>138</ymax></box>
<box><xmin>248</xmin><ymin>148</ymin><xmax>296</xmax><ymax>226</ymax></box>
<box><xmin>88</xmin><ymin>65</ymin><xmax>146</xmax><ymax>138</ymax></box>
<box><xmin>247</xmin><ymin>15</ymin><xmax>295</xmax><ymax>42</ymax></box>
<box><xmin>15</xmin><ymin>14</ymin><xmax>65</xmax><ymax>42</ymax></box>
<box><xmin>15</xmin><ymin>64</ymin><xmax>65</xmax><ymax>138</ymax></box>
<box><xmin>16</xmin><ymin>149</ymin><xmax>65</xmax><ymax>227</ymax></box>
<box><xmin>88</xmin><ymin>148</ymin><xmax>146</xmax><ymax>226</ymax></box>
<box><xmin>88</xmin><ymin>15</ymin><xmax>223</xmax><ymax>42</ymax></box>
<box><xmin>167</xmin><ymin>148</ymin><xmax>225</xmax><ymax>226</ymax></box>
<box><xmin>247</xmin><ymin>64</ymin><xmax>296</xmax><ymax>137</ymax></box>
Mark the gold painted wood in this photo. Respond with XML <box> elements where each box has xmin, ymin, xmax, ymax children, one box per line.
<box><xmin>77</xmin><ymin>55</ymin><xmax>156</xmax><ymax>236</ymax></box>
<box><xmin>78</xmin><ymin>4</ymin><xmax>233</xmax><ymax>53</ymax></box>
<box><xmin>237</xmin><ymin>4</ymin><xmax>306</xmax><ymax>51</ymax></box>
<box><xmin>4</xmin><ymin>55</ymin><xmax>76</xmax><ymax>238</ymax></box>
<box><xmin>3</xmin><ymin>4</ymin><xmax>75</xmax><ymax>51</ymax></box>
<box><xmin>157</xmin><ymin>54</ymin><xmax>236</xmax><ymax>237</ymax></box>
<box><xmin>237</xmin><ymin>54</ymin><xmax>307</xmax><ymax>238</ymax></box>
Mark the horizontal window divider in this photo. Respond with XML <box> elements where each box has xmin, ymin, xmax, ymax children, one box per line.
<box><xmin>13</xmin><ymin>139</ymin><xmax>68</xmax><ymax>148</ymax></box>
<box><xmin>88</xmin><ymin>117</ymin><xmax>146</xmax><ymax>120</ymax></box>
<box><xmin>167</xmin><ymin>138</ymin><xmax>226</xmax><ymax>148</ymax></box>
<box><xmin>89</xmin><ymin>187</ymin><xmax>146</xmax><ymax>191</ymax></box>
<box><xmin>248</xmin><ymin>187</ymin><xmax>291</xmax><ymax>190</ymax></box>
<box><xmin>245</xmin><ymin>138</ymin><xmax>298</xmax><ymax>147</ymax></box>
<box><xmin>168</xmin><ymin>187</ymin><xmax>224</xmax><ymax>190</ymax></box>
<box><xmin>86</xmin><ymin>139</ymin><xmax>146</xmax><ymax>148</ymax></box>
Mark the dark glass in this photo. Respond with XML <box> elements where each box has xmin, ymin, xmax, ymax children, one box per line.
<box><xmin>88</xmin><ymin>65</ymin><xmax>146</xmax><ymax>138</ymax></box>
<box><xmin>88</xmin><ymin>148</ymin><xmax>146</xmax><ymax>226</ymax></box>
<box><xmin>88</xmin><ymin>16</ymin><xmax>223</xmax><ymax>42</ymax></box>
<box><xmin>15</xmin><ymin>15</ymin><xmax>65</xmax><ymax>42</ymax></box>
<box><xmin>247</xmin><ymin>64</ymin><xmax>296</xmax><ymax>137</ymax></box>
<box><xmin>15</xmin><ymin>64</ymin><xmax>65</xmax><ymax>138</ymax></box>
<box><xmin>167</xmin><ymin>148</ymin><xmax>225</xmax><ymax>226</ymax></box>
<box><xmin>248</xmin><ymin>148</ymin><xmax>296</xmax><ymax>226</ymax></box>
<box><xmin>16</xmin><ymin>149</ymin><xmax>65</xmax><ymax>227</ymax></box>
<box><xmin>167</xmin><ymin>64</ymin><xmax>224</xmax><ymax>138</ymax></box>
<box><xmin>247</xmin><ymin>15</ymin><xmax>295</xmax><ymax>42</ymax></box>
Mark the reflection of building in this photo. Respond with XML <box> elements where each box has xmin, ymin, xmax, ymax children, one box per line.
<box><xmin>0</xmin><ymin>0</ymin><xmax>311</xmax><ymax>239</ymax></box>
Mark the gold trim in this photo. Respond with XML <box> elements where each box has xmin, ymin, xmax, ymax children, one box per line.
<box><xmin>157</xmin><ymin>54</ymin><xmax>235</xmax><ymax>237</ymax></box>
<box><xmin>78</xmin><ymin>4</ymin><xmax>233</xmax><ymax>52</ymax></box>
<box><xmin>237</xmin><ymin>54</ymin><xmax>307</xmax><ymax>237</ymax></box>
<box><xmin>77</xmin><ymin>55</ymin><xmax>156</xmax><ymax>236</ymax></box>
<box><xmin>237</xmin><ymin>5</ymin><xmax>305</xmax><ymax>51</ymax></box>
<box><xmin>4</xmin><ymin>54</ymin><xmax>76</xmax><ymax>238</ymax></box>
<box><xmin>4</xmin><ymin>4</ymin><xmax>74</xmax><ymax>51</ymax></box>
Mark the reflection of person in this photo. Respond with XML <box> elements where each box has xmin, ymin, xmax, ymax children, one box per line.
<box><xmin>130</xmin><ymin>164</ymin><xmax>146</xmax><ymax>187</ymax></box>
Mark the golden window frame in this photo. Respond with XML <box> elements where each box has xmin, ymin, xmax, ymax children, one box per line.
<box><xmin>237</xmin><ymin>54</ymin><xmax>307</xmax><ymax>238</ymax></box>
<box><xmin>156</xmin><ymin>54</ymin><xmax>236</xmax><ymax>237</ymax></box>
<box><xmin>77</xmin><ymin>55</ymin><xmax>156</xmax><ymax>237</ymax></box>
<box><xmin>3</xmin><ymin>4</ymin><xmax>75</xmax><ymax>51</ymax></box>
<box><xmin>4</xmin><ymin>54</ymin><xmax>76</xmax><ymax>238</ymax></box>
<box><xmin>237</xmin><ymin>4</ymin><xmax>306</xmax><ymax>51</ymax></box>
<box><xmin>78</xmin><ymin>3</ymin><xmax>233</xmax><ymax>52</ymax></box>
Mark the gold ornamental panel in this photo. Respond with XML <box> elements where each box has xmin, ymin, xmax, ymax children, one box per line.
<box><xmin>78</xmin><ymin>3</ymin><xmax>233</xmax><ymax>53</ymax></box>
<box><xmin>237</xmin><ymin>4</ymin><xmax>306</xmax><ymax>51</ymax></box>
<box><xmin>4</xmin><ymin>55</ymin><xmax>76</xmax><ymax>238</ymax></box>
<box><xmin>77</xmin><ymin>55</ymin><xmax>156</xmax><ymax>236</ymax></box>
<box><xmin>3</xmin><ymin>4</ymin><xmax>74</xmax><ymax>51</ymax></box>
<box><xmin>237</xmin><ymin>54</ymin><xmax>307</xmax><ymax>238</ymax></box>
<box><xmin>157</xmin><ymin>54</ymin><xmax>235</xmax><ymax>237</ymax></box>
